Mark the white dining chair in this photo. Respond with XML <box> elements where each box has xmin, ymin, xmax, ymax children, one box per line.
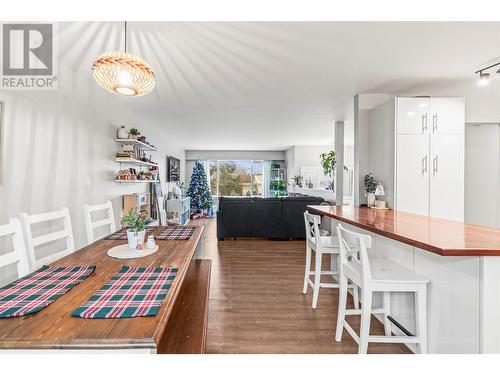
<box><xmin>20</xmin><ymin>207</ymin><xmax>76</xmax><ymax>270</ymax></box>
<box><xmin>335</xmin><ymin>224</ymin><xmax>429</xmax><ymax>354</ymax></box>
<box><xmin>83</xmin><ymin>200</ymin><xmax>116</xmax><ymax>244</ymax></box>
<box><xmin>303</xmin><ymin>211</ymin><xmax>359</xmax><ymax>309</ymax></box>
<box><xmin>0</xmin><ymin>219</ymin><xmax>30</xmax><ymax>285</ymax></box>
<box><xmin>157</xmin><ymin>196</ymin><xmax>166</xmax><ymax>226</ymax></box>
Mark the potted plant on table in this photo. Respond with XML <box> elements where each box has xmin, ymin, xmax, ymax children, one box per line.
<box><xmin>121</xmin><ymin>209</ymin><xmax>147</xmax><ymax>249</ymax></box>
<box><xmin>364</xmin><ymin>173</ymin><xmax>377</xmax><ymax>207</ymax></box>
<box><xmin>319</xmin><ymin>150</ymin><xmax>348</xmax><ymax>190</ymax></box>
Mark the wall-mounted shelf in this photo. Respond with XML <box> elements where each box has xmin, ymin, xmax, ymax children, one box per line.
<box><xmin>114</xmin><ymin>179</ymin><xmax>157</xmax><ymax>184</ymax></box>
<box><xmin>114</xmin><ymin>158</ymin><xmax>158</xmax><ymax>167</ymax></box>
<box><xmin>115</xmin><ymin>138</ymin><xmax>157</xmax><ymax>151</ymax></box>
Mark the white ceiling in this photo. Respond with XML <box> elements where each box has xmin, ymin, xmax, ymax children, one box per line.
<box><xmin>58</xmin><ymin>22</ymin><xmax>500</xmax><ymax>150</ymax></box>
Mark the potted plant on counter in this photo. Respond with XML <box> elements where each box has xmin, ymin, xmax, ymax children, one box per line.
<box><xmin>121</xmin><ymin>209</ymin><xmax>147</xmax><ymax>249</ymax></box>
<box><xmin>364</xmin><ymin>173</ymin><xmax>377</xmax><ymax>207</ymax></box>
<box><xmin>292</xmin><ymin>175</ymin><xmax>303</xmax><ymax>188</ymax></box>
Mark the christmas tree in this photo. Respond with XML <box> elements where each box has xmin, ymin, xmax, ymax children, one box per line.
<box><xmin>187</xmin><ymin>160</ymin><xmax>214</xmax><ymax>218</ymax></box>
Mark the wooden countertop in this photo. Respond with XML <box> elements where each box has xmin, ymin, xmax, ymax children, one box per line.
<box><xmin>307</xmin><ymin>205</ymin><xmax>500</xmax><ymax>256</ymax></box>
<box><xmin>0</xmin><ymin>225</ymin><xmax>204</xmax><ymax>350</ymax></box>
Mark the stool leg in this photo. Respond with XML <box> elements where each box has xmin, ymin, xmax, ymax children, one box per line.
<box><xmin>335</xmin><ymin>274</ymin><xmax>348</xmax><ymax>342</ymax></box>
<box><xmin>303</xmin><ymin>245</ymin><xmax>311</xmax><ymax>294</ymax></box>
<box><xmin>352</xmin><ymin>285</ymin><xmax>359</xmax><ymax>309</ymax></box>
<box><xmin>415</xmin><ymin>285</ymin><xmax>428</xmax><ymax>354</ymax></box>
<box><xmin>312</xmin><ymin>251</ymin><xmax>321</xmax><ymax>309</ymax></box>
<box><xmin>358</xmin><ymin>288</ymin><xmax>372</xmax><ymax>354</ymax></box>
<box><xmin>383</xmin><ymin>292</ymin><xmax>392</xmax><ymax>336</ymax></box>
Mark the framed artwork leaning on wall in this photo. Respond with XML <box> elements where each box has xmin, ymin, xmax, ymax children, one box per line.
<box><xmin>167</xmin><ymin>156</ymin><xmax>180</xmax><ymax>182</ymax></box>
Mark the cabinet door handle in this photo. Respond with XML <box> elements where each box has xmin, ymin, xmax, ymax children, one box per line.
<box><xmin>422</xmin><ymin>155</ymin><xmax>428</xmax><ymax>174</ymax></box>
<box><xmin>421</xmin><ymin>114</ymin><xmax>428</xmax><ymax>133</ymax></box>
<box><xmin>433</xmin><ymin>155</ymin><xmax>438</xmax><ymax>174</ymax></box>
<box><xmin>433</xmin><ymin>113</ymin><xmax>438</xmax><ymax>133</ymax></box>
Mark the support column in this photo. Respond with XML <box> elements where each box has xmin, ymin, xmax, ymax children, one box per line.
<box><xmin>335</xmin><ymin>121</ymin><xmax>344</xmax><ymax>206</ymax></box>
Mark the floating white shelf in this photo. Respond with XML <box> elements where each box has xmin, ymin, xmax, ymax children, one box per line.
<box><xmin>114</xmin><ymin>158</ymin><xmax>158</xmax><ymax>167</ymax></box>
<box><xmin>115</xmin><ymin>138</ymin><xmax>158</xmax><ymax>151</ymax></box>
<box><xmin>114</xmin><ymin>179</ymin><xmax>157</xmax><ymax>184</ymax></box>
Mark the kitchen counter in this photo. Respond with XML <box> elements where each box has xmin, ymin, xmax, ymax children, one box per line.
<box><xmin>307</xmin><ymin>205</ymin><xmax>500</xmax><ymax>256</ymax></box>
<box><xmin>307</xmin><ymin>204</ymin><xmax>500</xmax><ymax>354</ymax></box>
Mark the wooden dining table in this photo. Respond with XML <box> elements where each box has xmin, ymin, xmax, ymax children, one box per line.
<box><xmin>0</xmin><ymin>225</ymin><xmax>206</xmax><ymax>353</ymax></box>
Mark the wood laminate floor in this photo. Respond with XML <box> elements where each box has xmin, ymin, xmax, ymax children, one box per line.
<box><xmin>199</xmin><ymin>218</ymin><xmax>411</xmax><ymax>354</ymax></box>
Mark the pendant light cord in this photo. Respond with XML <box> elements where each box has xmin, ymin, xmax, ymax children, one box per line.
<box><xmin>124</xmin><ymin>21</ymin><xmax>127</xmax><ymax>53</ymax></box>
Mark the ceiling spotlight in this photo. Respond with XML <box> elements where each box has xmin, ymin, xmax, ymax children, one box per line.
<box><xmin>478</xmin><ymin>71</ymin><xmax>490</xmax><ymax>86</ymax></box>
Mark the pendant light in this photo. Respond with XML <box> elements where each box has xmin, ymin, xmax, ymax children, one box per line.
<box><xmin>92</xmin><ymin>22</ymin><xmax>156</xmax><ymax>97</ymax></box>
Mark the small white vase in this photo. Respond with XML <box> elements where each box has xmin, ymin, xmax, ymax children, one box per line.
<box><xmin>367</xmin><ymin>193</ymin><xmax>376</xmax><ymax>207</ymax></box>
<box><xmin>117</xmin><ymin>126</ymin><xmax>129</xmax><ymax>139</ymax></box>
<box><xmin>126</xmin><ymin>230</ymin><xmax>146</xmax><ymax>249</ymax></box>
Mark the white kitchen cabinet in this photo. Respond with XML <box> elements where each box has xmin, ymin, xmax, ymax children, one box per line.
<box><xmin>430</xmin><ymin>134</ymin><xmax>465</xmax><ymax>221</ymax></box>
<box><xmin>394</xmin><ymin>97</ymin><xmax>464</xmax><ymax>222</ymax></box>
<box><xmin>396</xmin><ymin>134</ymin><xmax>430</xmax><ymax>216</ymax></box>
<box><xmin>396</xmin><ymin>97</ymin><xmax>430</xmax><ymax>135</ymax></box>
<box><xmin>429</xmin><ymin>97</ymin><xmax>465</xmax><ymax>135</ymax></box>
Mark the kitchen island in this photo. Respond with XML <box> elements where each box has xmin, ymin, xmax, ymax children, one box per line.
<box><xmin>308</xmin><ymin>205</ymin><xmax>500</xmax><ymax>354</ymax></box>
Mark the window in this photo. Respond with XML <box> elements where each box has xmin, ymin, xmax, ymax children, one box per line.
<box><xmin>208</xmin><ymin>160</ymin><xmax>264</xmax><ymax>197</ymax></box>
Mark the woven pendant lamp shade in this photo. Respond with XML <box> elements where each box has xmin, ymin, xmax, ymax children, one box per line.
<box><xmin>92</xmin><ymin>52</ymin><xmax>156</xmax><ymax>97</ymax></box>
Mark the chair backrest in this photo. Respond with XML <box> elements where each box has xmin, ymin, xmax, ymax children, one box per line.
<box><xmin>20</xmin><ymin>207</ymin><xmax>75</xmax><ymax>270</ymax></box>
<box><xmin>336</xmin><ymin>224</ymin><xmax>372</xmax><ymax>288</ymax></box>
<box><xmin>0</xmin><ymin>218</ymin><xmax>30</xmax><ymax>282</ymax></box>
<box><xmin>304</xmin><ymin>211</ymin><xmax>322</xmax><ymax>250</ymax></box>
<box><xmin>83</xmin><ymin>200</ymin><xmax>116</xmax><ymax>244</ymax></box>
<box><xmin>157</xmin><ymin>196</ymin><xmax>166</xmax><ymax>226</ymax></box>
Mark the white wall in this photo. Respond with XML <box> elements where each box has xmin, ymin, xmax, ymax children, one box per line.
<box><xmin>0</xmin><ymin>63</ymin><xmax>185</xmax><ymax>252</ymax></box>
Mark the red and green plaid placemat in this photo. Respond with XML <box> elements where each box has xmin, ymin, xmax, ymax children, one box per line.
<box><xmin>0</xmin><ymin>265</ymin><xmax>95</xmax><ymax>318</ymax></box>
<box><xmin>104</xmin><ymin>227</ymin><xmax>155</xmax><ymax>240</ymax></box>
<box><xmin>72</xmin><ymin>266</ymin><xmax>177</xmax><ymax>319</ymax></box>
<box><xmin>156</xmin><ymin>226</ymin><xmax>195</xmax><ymax>240</ymax></box>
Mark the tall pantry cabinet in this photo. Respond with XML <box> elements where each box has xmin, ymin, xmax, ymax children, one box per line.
<box><xmin>395</xmin><ymin>97</ymin><xmax>465</xmax><ymax>221</ymax></box>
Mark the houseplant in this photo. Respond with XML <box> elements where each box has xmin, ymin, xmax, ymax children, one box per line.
<box><xmin>364</xmin><ymin>173</ymin><xmax>377</xmax><ymax>207</ymax></box>
<box><xmin>319</xmin><ymin>150</ymin><xmax>348</xmax><ymax>190</ymax></box>
<box><xmin>121</xmin><ymin>209</ymin><xmax>147</xmax><ymax>249</ymax></box>
<box><xmin>128</xmin><ymin>128</ymin><xmax>140</xmax><ymax>139</ymax></box>
<box><xmin>292</xmin><ymin>175</ymin><xmax>303</xmax><ymax>188</ymax></box>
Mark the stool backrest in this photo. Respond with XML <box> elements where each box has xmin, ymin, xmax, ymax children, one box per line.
<box><xmin>83</xmin><ymin>200</ymin><xmax>116</xmax><ymax>244</ymax></box>
<box><xmin>336</xmin><ymin>224</ymin><xmax>372</xmax><ymax>287</ymax></box>
<box><xmin>304</xmin><ymin>211</ymin><xmax>322</xmax><ymax>250</ymax></box>
<box><xmin>0</xmin><ymin>219</ymin><xmax>30</xmax><ymax>284</ymax></box>
<box><xmin>157</xmin><ymin>196</ymin><xmax>166</xmax><ymax>226</ymax></box>
<box><xmin>20</xmin><ymin>207</ymin><xmax>75</xmax><ymax>270</ymax></box>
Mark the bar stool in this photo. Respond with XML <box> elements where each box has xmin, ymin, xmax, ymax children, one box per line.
<box><xmin>303</xmin><ymin>211</ymin><xmax>359</xmax><ymax>309</ymax></box>
<box><xmin>335</xmin><ymin>224</ymin><xmax>429</xmax><ymax>354</ymax></box>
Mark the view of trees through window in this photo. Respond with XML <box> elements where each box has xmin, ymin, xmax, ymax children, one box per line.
<box><xmin>208</xmin><ymin>160</ymin><xmax>264</xmax><ymax>197</ymax></box>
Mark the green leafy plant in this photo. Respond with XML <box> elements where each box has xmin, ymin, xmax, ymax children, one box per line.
<box><xmin>319</xmin><ymin>150</ymin><xmax>348</xmax><ymax>190</ymax></box>
<box><xmin>129</xmin><ymin>128</ymin><xmax>140</xmax><ymax>136</ymax></box>
<box><xmin>292</xmin><ymin>175</ymin><xmax>303</xmax><ymax>186</ymax></box>
<box><xmin>319</xmin><ymin>150</ymin><xmax>348</xmax><ymax>176</ymax></box>
<box><xmin>121</xmin><ymin>209</ymin><xmax>146</xmax><ymax>233</ymax></box>
<box><xmin>364</xmin><ymin>173</ymin><xmax>377</xmax><ymax>194</ymax></box>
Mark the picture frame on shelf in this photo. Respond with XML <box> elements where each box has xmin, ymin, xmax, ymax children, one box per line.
<box><xmin>167</xmin><ymin>156</ymin><xmax>180</xmax><ymax>182</ymax></box>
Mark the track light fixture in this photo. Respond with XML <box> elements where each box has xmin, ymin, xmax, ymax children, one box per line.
<box><xmin>475</xmin><ymin>61</ymin><xmax>500</xmax><ymax>86</ymax></box>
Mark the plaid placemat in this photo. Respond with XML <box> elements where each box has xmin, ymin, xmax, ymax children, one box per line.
<box><xmin>104</xmin><ymin>227</ymin><xmax>155</xmax><ymax>240</ymax></box>
<box><xmin>156</xmin><ymin>226</ymin><xmax>195</xmax><ymax>240</ymax></box>
<box><xmin>0</xmin><ymin>265</ymin><xmax>95</xmax><ymax>318</ymax></box>
<box><xmin>72</xmin><ymin>266</ymin><xmax>177</xmax><ymax>319</ymax></box>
